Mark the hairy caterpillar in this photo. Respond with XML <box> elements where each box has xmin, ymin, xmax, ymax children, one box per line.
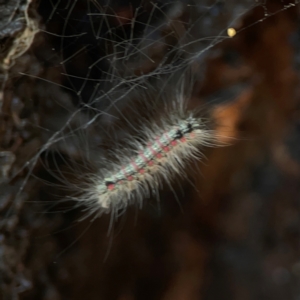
<box><xmin>76</xmin><ymin>111</ymin><xmax>215</xmax><ymax>219</ymax></box>
<box><xmin>48</xmin><ymin>63</ymin><xmax>220</xmax><ymax>218</ymax></box>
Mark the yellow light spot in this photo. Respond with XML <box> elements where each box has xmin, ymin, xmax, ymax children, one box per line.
<box><xmin>227</xmin><ymin>28</ymin><xmax>236</xmax><ymax>38</ymax></box>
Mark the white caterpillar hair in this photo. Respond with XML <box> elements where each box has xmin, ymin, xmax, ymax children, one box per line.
<box><xmin>68</xmin><ymin>70</ymin><xmax>218</xmax><ymax>220</ymax></box>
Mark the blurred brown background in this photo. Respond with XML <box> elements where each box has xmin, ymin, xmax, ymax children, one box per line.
<box><xmin>1</xmin><ymin>0</ymin><xmax>300</xmax><ymax>299</ymax></box>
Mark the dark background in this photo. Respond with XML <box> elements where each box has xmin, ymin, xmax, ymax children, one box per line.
<box><xmin>1</xmin><ymin>0</ymin><xmax>300</xmax><ymax>299</ymax></box>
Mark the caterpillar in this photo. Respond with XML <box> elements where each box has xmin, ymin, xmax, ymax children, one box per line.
<box><xmin>74</xmin><ymin>106</ymin><xmax>215</xmax><ymax>219</ymax></box>
<box><xmin>68</xmin><ymin>72</ymin><xmax>218</xmax><ymax>220</ymax></box>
